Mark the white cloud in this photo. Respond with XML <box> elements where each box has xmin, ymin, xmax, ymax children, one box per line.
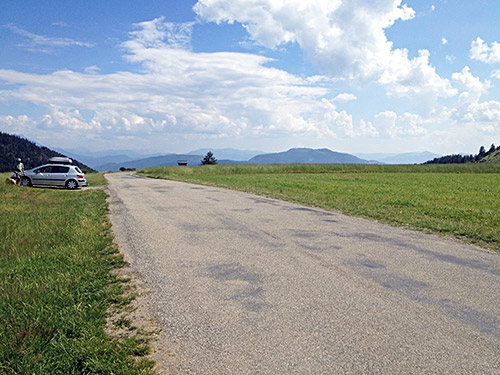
<box><xmin>84</xmin><ymin>65</ymin><xmax>100</xmax><ymax>74</ymax></box>
<box><xmin>450</xmin><ymin>67</ymin><xmax>500</xmax><ymax>129</ymax></box>
<box><xmin>441</xmin><ymin>38</ymin><xmax>447</xmax><ymax>45</ymax></box>
<box><xmin>126</xmin><ymin>17</ymin><xmax>195</xmax><ymax>50</ymax></box>
<box><xmin>4</xmin><ymin>24</ymin><xmax>93</xmax><ymax>52</ymax></box>
<box><xmin>193</xmin><ymin>0</ymin><xmax>455</xmax><ymax>106</ymax></box>
<box><xmin>0</xmin><ymin>18</ymin><xmax>369</xmax><ymax>144</ymax></box>
<box><xmin>374</xmin><ymin>111</ymin><xmax>427</xmax><ymax>138</ymax></box>
<box><xmin>452</xmin><ymin>66</ymin><xmax>490</xmax><ymax>105</ymax></box>
<box><xmin>2</xmin><ymin>15</ymin><xmax>497</xmax><ymax>154</ymax></box>
<box><xmin>333</xmin><ymin>93</ymin><xmax>357</xmax><ymax>102</ymax></box>
<box><xmin>470</xmin><ymin>37</ymin><xmax>500</xmax><ymax>64</ymax></box>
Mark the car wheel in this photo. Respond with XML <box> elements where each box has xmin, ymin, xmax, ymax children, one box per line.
<box><xmin>65</xmin><ymin>179</ymin><xmax>78</xmax><ymax>190</ymax></box>
<box><xmin>21</xmin><ymin>177</ymin><xmax>32</xmax><ymax>187</ymax></box>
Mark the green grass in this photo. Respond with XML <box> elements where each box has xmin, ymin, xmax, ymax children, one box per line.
<box><xmin>85</xmin><ymin>172</ymin><xmax>108</xmax><ymax>187</ymax></box>
<box><xmin>138</xmin><ymin>163</ymin><xmax>500</xmax><ymax>251</ymax></box>
<box><xmin>0</xmin><ymin>174</ymin><xmax>154</xmax><ymax>374</ymax></box>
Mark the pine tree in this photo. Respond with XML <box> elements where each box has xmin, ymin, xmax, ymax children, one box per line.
<box><xmin>201</xmin><ymin>151</ymin><xmax>218</xmax><ymax>165</ymax></box>
<box><xmin>487</xmin><ymin>144</ymin><xmax>496</xmax><ymax>155</ymax></box>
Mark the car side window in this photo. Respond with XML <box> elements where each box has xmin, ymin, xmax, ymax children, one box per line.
<box><xmin>38</xmin><ymin>166</ymin><xmax>53</xmax><ymax>173</ymax></box>
<box><xmin>53</xmin><ymin>166</ymin><xmax>70</xmax><ymax>173</ymax></box>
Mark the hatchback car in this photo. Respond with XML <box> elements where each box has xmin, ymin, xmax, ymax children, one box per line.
<box><xmin>21</xmin><ymin>159</ymin><xmax>87</xmax><ymax>189</ymax></box>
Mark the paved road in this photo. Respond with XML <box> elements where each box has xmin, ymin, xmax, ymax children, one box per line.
<box><xmin>106</xmin><ymin>173</ymin><xmax>500</xmax><ymax>374</ymax></box>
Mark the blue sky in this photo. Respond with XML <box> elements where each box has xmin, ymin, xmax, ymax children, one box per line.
<box><xmin>1</xmin><ymin>0</ymin><xmax>499</xmax><ymax>155</ymax></box>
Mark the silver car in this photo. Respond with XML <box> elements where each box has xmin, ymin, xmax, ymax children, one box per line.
<box><xmin>21</xmin><ymin>159</ymin><xmax>87</xmax><ymax>189</ymax></box>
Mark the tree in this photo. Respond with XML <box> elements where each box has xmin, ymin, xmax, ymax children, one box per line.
<box><xmin>201</xmin><ymin>151</ymin><xmax>218</xmax><ymax>165</ymax></box>
<box><xmin>487</xmin><ymin>144</ymin><xmax>496</xmax><ymax>155</ymax></box>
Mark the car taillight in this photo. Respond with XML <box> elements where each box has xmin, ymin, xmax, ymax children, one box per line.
<box><xmin>76</xmin><ymin>174</ymin><xmax>84</xmax><ymax>179</ymax></box>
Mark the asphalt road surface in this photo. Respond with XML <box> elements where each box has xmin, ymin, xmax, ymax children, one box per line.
<box><xmin>106</xmin><ymin>172</ymin><xmax>500</xmax><ymax>374</ymax></box>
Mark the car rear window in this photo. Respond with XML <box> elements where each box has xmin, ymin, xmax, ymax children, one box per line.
<box><xmin>75</xmin><ymin>167</ymin><xmax>82</xmax><ymax>173</ymax></box>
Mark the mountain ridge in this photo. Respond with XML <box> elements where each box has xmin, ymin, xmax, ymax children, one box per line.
<box><xmin>96</xmin><ymin>147</ymin><xmax>372</xmax><ymax>171</ymax></box>
<box><xmin>247</xmin><ymin>148</ymin><xmax>370</xmax><ymax>164</ymax></box>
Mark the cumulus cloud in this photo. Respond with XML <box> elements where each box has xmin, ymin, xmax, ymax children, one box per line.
<box><xmin>194</xmin><ymin>0</ymin><xmax>455</xmax><ymax>105</ymax></box>
<box><xmin>451</xmin><ymin>67</ymin><xmax>500</xmax><ymax>129</ymax></box>
<box><xmin>374</xmin><ymin>111</ymin><xmax>427</xmax><ymax>138</ymax></box>
<box><xmin>1</xmin><ymin>17</ymin><xmax>371</xmax><ymax>144</ymax></box>
<box><xmin>2</xmin><ymin>14</ymin><xmax>496</xmax><ymax>153</ymax></box>
<box><xmin>452</xmin><ymin>66</ymin><xmax>490</xmax><ymax>105</ymax></box>
<box><xmin>470</xmin><ymin>37</ymin><xmax>500</xmax><ymax>64</ymax></box>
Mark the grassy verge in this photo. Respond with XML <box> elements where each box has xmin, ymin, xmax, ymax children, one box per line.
<box><xmin>138</xmin><ymin>164</ymin><xmax>500</xmax><ymax>251</ymax></box>
<box><xmin>85</xmin><ymin>172</ymin><xmax>108</xmax><ymax>187</ymax></box>
<box><xmin>0</xmin><ymin>173</ymin><xmax>154</xmax><ymax>374</ymax></box>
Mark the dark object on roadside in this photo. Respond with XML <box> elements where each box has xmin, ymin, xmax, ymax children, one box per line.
<box><xmin>119</xmin><ymin>167</ymin><xmax>137</xmax><ymax>171</ymax></box>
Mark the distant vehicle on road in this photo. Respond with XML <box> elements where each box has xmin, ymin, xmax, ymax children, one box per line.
<box><xmin>21</xmin><ymin>157</ymin><xmax>87</xmax><ymax>189</ymax></box>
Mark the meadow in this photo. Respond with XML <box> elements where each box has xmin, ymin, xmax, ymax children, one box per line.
<box><xmin>0</xmin><ymin>173</ymin><xmax>154</xmax><ymax>374</ymax></box>
<box><xmin>139</xmin><ymin>163</ymin><xmax>500</xmax><ymax>251</ymax></box>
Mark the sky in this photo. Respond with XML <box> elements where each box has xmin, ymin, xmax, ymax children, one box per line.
<box><xmin>1</xmin><ymin>0</ymin><xmax>499</xmax><ymax>155</ymax></box>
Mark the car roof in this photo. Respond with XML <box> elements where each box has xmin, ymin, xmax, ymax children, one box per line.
<box><xmin>32</xmin><ymin>164</ymin><xmax>78</xmax><ymax>169</ymax></box>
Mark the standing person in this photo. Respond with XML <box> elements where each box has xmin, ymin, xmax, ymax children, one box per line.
<box><xmin>14</xmin><ymin>158</ymin><xmax>24</xmax><ymax>185</ymax></box>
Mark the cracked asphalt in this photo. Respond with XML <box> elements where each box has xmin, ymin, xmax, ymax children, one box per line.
<box><xmin>106</xmin><ymin>172</ymin><xmax>500</xmax><ymax>374</ymax></box>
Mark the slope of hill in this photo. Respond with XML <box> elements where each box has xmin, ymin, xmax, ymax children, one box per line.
<box><xmin>425</xmin><ymin>144</ymin><xmax>500</xmax><ymax>164</ymax></box>
<box><xmin>248</xmin><ymin>148</ymin><xmax>370</xmax><ymax>164</ymax></box>
<box><xmin>0</xmin><ymin>132</ymin><xmax>94</xmax><ymax>172</ymax></box>
<box><xmin>481</xmin><ymin>149</ymin><xmax>500</xmax><ymax>163</ymax></box>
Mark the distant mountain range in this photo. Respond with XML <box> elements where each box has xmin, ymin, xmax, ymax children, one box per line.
<box><xmin>0</xmin><ymin>137</ymin><xmax>441</xmax><ymax>172</ymax></box>
<box><xmin>53</xmin><ymin>147</ymin><xmax>442</xmax><ymax>171</ymax></box>
<box><xmin>90</xmin><ymin>148</ymin><xmax>372</xmax><ymax>171</ymax></box>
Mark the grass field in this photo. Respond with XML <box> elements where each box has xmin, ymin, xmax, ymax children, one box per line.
<box><xmin>0</xmin><ymin>173</ymin><xmax>154</xmax><ymax>374</ymax></box>
<box><xmin>139</xmin><ymin>163</ymin><xmax>500</xmax><ymax>251</ymax></box>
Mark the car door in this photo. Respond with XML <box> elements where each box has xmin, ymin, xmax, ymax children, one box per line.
<box><xmin>51</xmin><ymin>166</ymin><xmax>70</xmax><ymax>186</ymax></box>
<box><xmin>31</xmin><ymin>166</ymin><xmax>53</xmax><ymax>185</ymax></box>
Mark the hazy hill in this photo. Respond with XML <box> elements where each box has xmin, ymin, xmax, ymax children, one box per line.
<box><xmin>353</xmin><ymin>151</ymin><xmax>441</xmax><ymax>164</ymax></box>
<box><xmin>248</xmin><ymin>148</ymin><xmax>370</xmax><ymax>164</ymax></box>
<box><xmin>0</xmin><ymin>132</ymin><xmax>94</xmax><ymax>173</ymax></box>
